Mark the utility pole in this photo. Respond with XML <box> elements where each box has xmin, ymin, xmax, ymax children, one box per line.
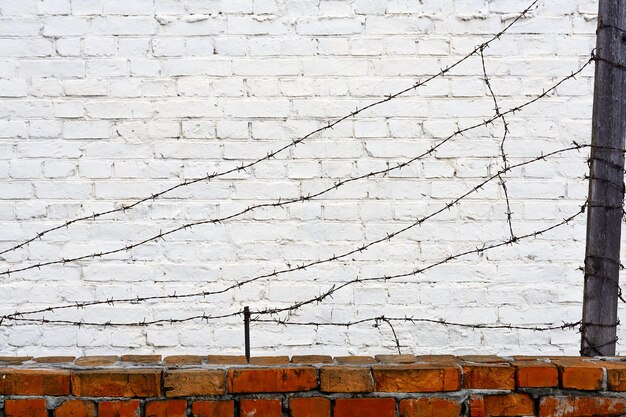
<box><xmin>581</xmin><ymin>1</ymin><xmax>626</xmax><ymax>357</ymax></box>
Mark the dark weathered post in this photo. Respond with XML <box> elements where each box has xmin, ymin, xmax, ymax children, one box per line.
<box><xmin>581</xmin><ymin>1</ymin><xmax>626</xmax><ymax>356</ymax></box>
<box><xmin>244</xmin><ymin>306</ymin><xmax>251</xmax><ymax>362</ymax></box>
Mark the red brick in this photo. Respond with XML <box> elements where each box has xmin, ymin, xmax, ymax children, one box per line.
<box><xmin>0</xmin><ymin>356</ymin><xmax>32</xmax><ymax>364</ymax></box>
<box><xmin>240</xmin><ymin>399</ymin><xmax>282</xmax><ymax>417</ymax></box>
<box><xmin>514</xmin><ymin>361</ymin><xmax>558</xmax><ymax>388</ymax></box>
<box><xmin>292</xmin><ymin>355</ymin><xmax>334</xmax><ymax>364</ymax></box>
<box><xmin>191</xmin><ymin>400</ymin><xmax>234</xmax><ymax>417</ymax></box>
<box><xmin>5</xmin><ymin>399</ymin><xmax>48</xmax><ymax>417</ymax></box>
<box><xmin>460</xmin><ymin>355</ymin><xmax>507</xmax><ymax>364</ymax></box>
<box><xmin>249</xmin><ymin>356</ymin><xmax>290</xmax><ymax>365</ymax></box>
<box><xmin>320</xmin><ymin>366</ymin><xmax>373</xmax><ymax>393</ymax></box>
<box><xmin>145</xmin><ymin>400</ymin><xmax>187</xmax><ymax>417</ymax></box>
<box><xmin>54</xmin><ymin>400</ymin><xmax>96</xmax><ymax>417</ymax></box>
<box><xmin>414</xmin><ymin>355</ymin><xmax>458</xmax><ymax>364</ymax></box>
<box><xmin>399</xmin><ymin>398</ymin><xmax>462</xmax><ymax>417</ymax></box>
<box><xmin>164</xmin><ymin>355</ymin><xmax>204</xmax><ymax>365</ymax></box>
<box><xmin>373</xmin><ymin>364</ymin><xmax>461</xmax><ymax>392</ymax></box>
<box><xmin>470</xmin><ymin>396</ymin><xmax>485</xmax><ymax>417</ymax></box>
<box><xmin>120</xmin><ymin>355</ymin><xmax>162</xmax><ymax>364</ymax></box>
<box><xmin>98</xmin><ymin>400</ymin><xmax>141</xmax><ymax>417</ymax></box>
<box><xmin>75</xmin><ymin>356</ymin><xmax>118</xmax><ymax>366</ymax></box>
<box><xmin>334</xmin><ymin>398</ymin><xmax>396</xmax><ymax>417</ymax></box>
<box><xmin>71</xmin><ymin>370</ymin><xmax>161</xmax><ymax>397</ymax></box>
<box><xmin>207</xmin><ymin>355</ymin><xmax>247</xmax><ymax>365</ymax></box>
<box><xmin>604</xmin><ymin>362</ymin><xmax>626</xmax><ymax>391</ymax></box>
<box><xmin>484</xmin><ymin>394</ymin><xmax>534</xmax><ymax>416</ymax></box>
<box><xmin>462</xmin><ymin>364</ymin><xmax>515</xmax><ymax>390</ymax></box>
<box><xmin>164</xmin><ymin>370</ymin><xmax>226</xmax><ymax>397</ymax></box>
<box><xmin>228</xmin><ymin>367</ymin><xmax>317</xmax><ymax>393</ymax></box>
<box><xmin>334</xmin><ymin>356</ymin><xmax>376</xmax><ymax>365</ymax></box>
<box><xmin>539</xmin><ymin>396</ymin><xmax>626</xmax><ymax>417</ymax></box>
<box><xmin>0</xmin><ymin>369</ymin><xmax>70</xmax><ymax>395</ymax></box>
<box><xmin>289</xmin><ymin>397</ymin><xmax>331</xmax><ymax>417</ymax></box>
<box><xmin>375</xmin><ymin>354</ymin><xmax>417</xmax><ymax>364</ymax></box>
<box><xmin>33</xmin><ymin>356</ymin><xmax>76</xmax><ymax>363</ymax></box>
<box><xmin>556</xmin><ymin>362</ymin><xmax>603</xmax><ymax>390</ymax></box>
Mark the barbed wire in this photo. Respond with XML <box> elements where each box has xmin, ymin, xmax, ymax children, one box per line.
<box><xmin>0</xmin><ymin>0</ymin><xmax>540</xmax><ymax>259</ymax></box>
<box><xmin>0</xmin><ymin>142</ymin><xmax>592</xmax><ymax>324</ymax></box>
<box><xmin>0</xmin><ymin>57</ymin><xmax>593</xmax><ymax>278</ymax></box>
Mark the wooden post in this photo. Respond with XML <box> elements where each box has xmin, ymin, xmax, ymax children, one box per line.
<box><xmin>581</xmin><ymin>1</ymin><xmax>626</xmax><ymax>356</ymax></box>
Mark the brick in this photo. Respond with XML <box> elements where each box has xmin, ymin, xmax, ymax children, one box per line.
<box><xmin>0</xmin><ymin>369</ymin><xmax>71</xmax><ymax>395</ymax></box>
<box><xmin>0</xmin><ymin>356</ymin><xmax>32</xmax><ymax>364</ymax></box>
<box><xmin>240</xmin><ymin>399</ymin><xmax>282</xmax><ymax>417</ymax></box>
<box><xmin>249</xmin><ymin>356</ymin><xmax>290</xmax><ymax>365</ymax></box>
<box><xmin>164</xmin><ymin>370</ymin><xmax>226</xmax><ymax>397</ymax></box>
<box><xmin>191</xmin><ymin>400</ymin><xmax>234</xmax><ymax>417</ymax></box>
<box><xmin>290</xmin><ymin>397</ymin><xmax>331</xmax><ymax>417</ymax></box>
<box><xmin>334</xmin><ymin>356</ymin><xmax>376</xmax><ymax>365</ymax></box>
<box><xmin>460</xmin><ymin>355</ymin><xmax>508</xmax><ymax>364</ymax></box>
<box><xmin>292</xmin><ymin>355</ymin><xmax>334</xmax><ymax>364</ymax></box>
<box><xmin>375</xmin><ymin>354</ymin><xmax>417</xmax><ymax>364</ymax></box>
<box><xmin>98</xmin><ymin>400</ymin><xmax>141</xmax><ymax>417</ymax></box>
<box><xmin>399</xmin><ymin>398</ymin><xmax>462</xmax><ymax>417</ymax></box>
<box><xmin>539</xmin><ymin>396</ymin><xmax>626</xmax><ymax>417</ymax></box>
<box><xmin>414</xmin><ymin>355</ymin><xmax>458</xmax><ymax>364</ymax></box>
<box><xmin>228</xmin><ymin>367</ymin><xmax>318</xmax><ymax>393</ymax></box>
<box><xmin>514</xmin><ymin>361</ymin><xmax>559</xmax><ymax>388</ymax></box>
<box><xmin>604</xmin><ymin>362</ymin><xmax>626</xmax><ymax>391</ymax></box>
<box><xmin>484</xmin><ymin>394</ymin><xmax>534</xmax><ymax>416</ymax></box>
<box><xmin>33</xmin><ymin>356</ymin><xmax>76</xmax><ymax>363</ymax></box>
<box><xmin>5</xmin><ymin>399</ymin><xmax>48</xmax><ymax>417</ymax></box>
<box><xmin>463</xmin><ymin>364</ymin><xmax>515</xmax><ymax>390</ymax></box>
<box><xmin>556</xmin><ymin>362</ymin><xmax>603</xmax><ymax>390</ymax></box>
<box><xmin>146</xmin><ymin>400</ymin><xmax>187</xmax><ymax>417</ymax></box>
<box><xmin>470</xmin><ymin>397</ymin><xmax>485</xmax><ymax>417</ymax></box>
<box><xmin>207</xmin><ymin>355</ymin><xmax>248</xmax><ymax>365</ymax></box>
<box><xmin>71</xmin><ymin>370</ymin><xmax>162</xmax><ymax>397</ymax></box>
<box><xmin>120</xmin><ymin>355</ymin><xmax>162</xmax><ymax>364</ymax></box>
<box><xmin>373</xmin><ymin>365</ymin><xmax>461</xmax><ymax>392</ymax></box>
<box><xmin>334</xmin><ymin>398</ymin><xmax>396</xmax><ymax>417</ymax></box>
<box><xmin>164</xmin><ymin>355</ymin><xmax>205</xmax><ymax>365</ymax></box>
<box><xmin>54</xmin><ymin>400</ymin><xmax>96</xmax><ymax>417</ymax></box>
<box><xmin>320</xmin><ymin>366</ymin><xmax>373</xmax><ymax>393</ymax></box>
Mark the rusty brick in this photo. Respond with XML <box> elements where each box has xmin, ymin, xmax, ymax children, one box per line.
<box><xmin>0</xmin><ymin>356</ymin><xmax>32</xmax><ymax>364</ymax></box>
<box><xmin>146</xmin><ymin>400</ymin><xmax>187</xmax><ymax>417</ymax></box>
<box><xmin>292</xmin><ymin>355</ymin><xmax>334</xmax><ymax>364</ymax></box>
<box><xmin>75</xmin><ymin>356</ymin><xmax>118</xmax><ymax>366</ymax></box>
<box><xmin>54</xmin><ymin>400</ymin><xmax>96</xmax><ymax>417</ymax></box>
<box><xmin>191</xmin><ymin>400</ymin><xmax>234</xmax><ymax>417</ymax></box>
<box><xmin>33</xmin><ymin>356</ymin><xmax>76</xmax><ymax>363</ymax></box>
<box><xmin>290</xmin><ymin>397</ymin><xmax>331</xmax><ymax>417</ymax></box>
<box><xmin>240</xmin><ymin>399</ymin><xmax>282</xmax><ymax>417</ymax></box>
<box><xmin>5</xmin><ymin>398</ymin><xmax>48</xmax><ymax>417</ymax></box>
<box><xmin>249</xmin><ymin>356</ymin><xmax>290</xmax><ymax>365</ymax></box>
<box><xmin>375</xmin><ymin>354</ymin><xmax>417</xmax><ymax>364</ymax></box>
<box><xmin>373</xmin><ymin>364</ymin><xmax>461</xmax><ymax>392</ymax></box>
<box><xmin>71</xmin><ymin>369</ymin><xmax>162</xmax><ymax>397</ymax></box>
<box><xmin>334</xmin><ymin>398</ymin><xmax>396</xmax><ymax>417</ymax></box>
<box><xmin>164</xmin><ymin>369</ymin><xmax>226</xmax><ymax>397</ymax></box>
<box><xmin>207</xmin><ymin>355</ymin><xmax>247</xmax><ymax>365</ymax></box>
<box><xmin>334</xmin><ymin>356</ymin><xmax>376</xmax><ymax>365</ymax></box>
<box><xmin>228</xmin><ymin>367</ymin><xmax>317</xmax><ymax>393</ymax></box>
<box><xmin>556</xmin><ymin>361</ymin><xmax>603</xmax><ymax>390</ymax></box>
<box><xmin>320</xmin><ymin>366</ymin><xmax>373</xmax><ymax>393</ymax></box>
<box><xmin>539</xmin><ymin>396</ymin><xmax>626</xmax><ymax>417</ymax></box>
<box><xmin>98</xmin><ymin>400</ymin><xmax>141</xmax><ymax>417</ymax></box>
<box><xmin>0</xmin><ymin>369</ymin><xmax>71</xmax><ymax>395</ymax></box>
<box><xmin>399</xmin><ymin>398</ymin><xmax>462</xmax><ymax>417</ymax></box>
<box><xmin>120</xmin><ymin>355</ymin><xmax>162</xmax><ymax>364</ymax></box>
<box><xmin>604</xmin><ymin>362</ymin><xmax>626</xmax><ymax>391</ymax></box>
<box><xmin>484</xmin><ymin>394</ymin><xmax>534</xmax><ymax>416</ymax></box>
<box><xmin>462</xmin><ymin>364</ymin><xmax>515</xmax><ymax>390</ymax></box>
<box><xmin>470</xmin><ymin>396</ymin><xmax>485</xmax><ymax>417</ymax></box>
<box><xmin>164</xmin><ymin>355</ymin><xmax>204</xmax><ymax>365</ymax></box>
<box><xmin>460</xmin><ymin>355</ymin><xmax>508</xmax><ymax>364</ymax></box>
<box><xmin>514</xmin><ymin>361</ymin><xmax>559</xmax><ymax>388</ymax></box>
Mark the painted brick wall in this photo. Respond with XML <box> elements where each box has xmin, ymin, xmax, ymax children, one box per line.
<box><xmin>2</xmin><ymin>355</ymin><xmax>626</xmax><ymax>417</ymax></box>
<box><xmin>0</xmin><ymin>0</ymin><xmax>616</xmax><ymax>356</ymax></box>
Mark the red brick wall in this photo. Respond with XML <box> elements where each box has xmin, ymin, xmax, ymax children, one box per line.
<box><xmin>2</xmin><ymin>355</ymin><xmax>626</xmax><ymax>417</ymax></box>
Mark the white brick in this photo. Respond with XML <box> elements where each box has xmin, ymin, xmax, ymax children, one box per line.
<box><xmin>91</xmin><ymin>17</ymin><xmax>156</xmax><ymax>35</ymax></box>
<box><xmin>55</xmin><ymin>38</ymin><xmax>81</xmax><ymax>56</ymax></box>
<box><xmin>87</xmin><ymin>59</ymin><xmax>129</xmax><ymax>77</ymax></box>
<box><xmin>0</xmin><ymin>39</ymin><xmax>54</xmax><ymax>57</ymax></box>
<box><xmin>182</xmin><ymin>121</ymin><xmax>216</xmax><ymax>139</ymax></box>
<box><xmin>0</xmin><ymin>79</ymin><xmax>27</xmax><ymax>97</ymax></box>
<box><xmin>63</xmin><ymin>80</ymin><xmax>108</xmax><ymax>96</ymax></box>
<box><xmin>84</xmin><ymin>37</ymin><xmax>117</xmax><ymax>57</ymax></box>
<box><xmin>297</xmin><ymin>18</ymin><xmax>364</xmax><ymax>35</ymax></box>
<box><xmin>63</xmin><ymin>121</ymin><xmax>110</xmax><ymax>139</ymax></box>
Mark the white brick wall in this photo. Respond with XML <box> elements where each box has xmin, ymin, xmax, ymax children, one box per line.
<box><xmin>0</xmin><ymin>0</ymin><xmax>614</xmax><ymax>356</ymax></box>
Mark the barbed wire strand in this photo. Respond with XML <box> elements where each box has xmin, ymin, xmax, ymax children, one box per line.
<box><xmin>0</xmin><ymin>0</ymin><xmax>540</xmax><ymax>258</ymax></box>
<box><xmin>1</xmin><ymin>144</ymin><xmax>591</xmax><ymax>325</ymax></box>
<box><xmin>0</xmin><ymin>58</ymin><xmax>593</xmax><ymax>278</ymax></box>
